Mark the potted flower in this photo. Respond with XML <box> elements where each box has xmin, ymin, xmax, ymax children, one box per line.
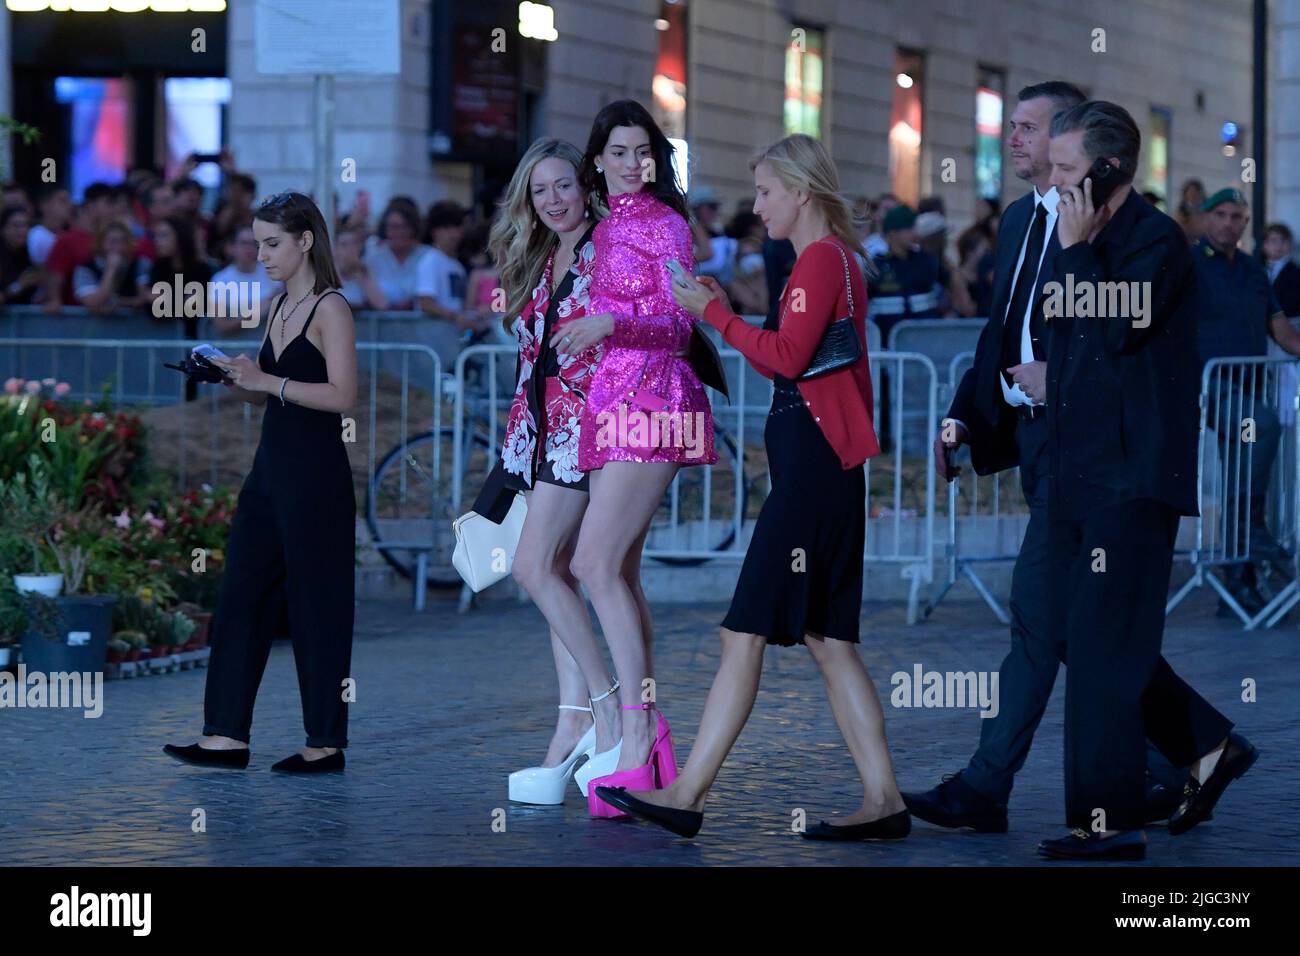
<box><xmin>174</xmin><ymin>602</ymin><xmax>213</xmax><ymax>651</ymax></box>
<box><xmin>170</xmin><ymin>611</ymin><xmax>197</xmax><ymax>662</ymax></box>
<box><xmin>105</xmin><ymin>637</ymin><xmax>131</xmax><ymax>664</ymax></box>
<box><xmin>21</xmin><ymin>497</ymin><xmax>118</xmax><ymax>676</ymax></box>
<box><xmin>2</xmin><ymin>456</ymin><xmax>63</xmax><ymax>597</ymax></box>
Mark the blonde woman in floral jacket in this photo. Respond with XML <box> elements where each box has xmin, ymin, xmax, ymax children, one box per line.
<box><xmin>474</xmin><ymin>138</ymin><xmax>644</xmax><ymax>805</ymax></box>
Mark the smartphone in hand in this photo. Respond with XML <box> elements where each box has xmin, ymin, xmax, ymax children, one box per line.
<box><xmin>665</xmin><ymin>259</ymin><xmax>692</xmax><ymax>285</ymax></box>
<box><xmin>1085</xmin><ymin>157</ymin><xmax>1122</xmax><ymax>210</ymax></box>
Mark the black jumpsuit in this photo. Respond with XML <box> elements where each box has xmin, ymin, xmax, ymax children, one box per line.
<box><xmin>203</xmin><ymin>290</ymin><xmax>356</xmax><ymax>749</ymax></box>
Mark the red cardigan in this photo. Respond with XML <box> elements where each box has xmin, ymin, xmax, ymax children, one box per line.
<box><xmin>701</xmin><ymin>235</ymin><xmax>879</xmax><ymax>469</ymax></box>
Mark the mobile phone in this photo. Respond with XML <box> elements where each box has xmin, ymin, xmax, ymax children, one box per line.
<box><xmin>192</xmin><ymin>343</ymin><xmax>231</xmax><ymax>363</ymax></box>
<box><xmin>189</xmin><ymin>152</ymin><xmax>222</xmax><ymax>164</ymax></box>
<box><xmin>665</xmin><ymin>259</ymin><xmax>692</xmax><ymax>285</ymax></box>
<box><xmin>192</xmin><ymin>343</ymin><xmax>233</xmax><ymax>378</ymax></box>
<box><xmin>1084</xmin><ymin>157</ymin><xmax>1122</xmax><ymax>210</ymax></box>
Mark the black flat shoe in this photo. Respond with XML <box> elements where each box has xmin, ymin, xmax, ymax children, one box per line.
<box><xmin>1037</xmin><ymin>829</ymin><xmax>1146</xmax><ymax>861</ymax></box>
<box><xmin>1143</xmin><ymin>775</ymin><xmax>1187</xmax><ymax>824</ymax></box>
<box><xmin>271</xmin><ymin>750</ymin><xmax>345</xmax><ymax>774</ymax></box>
<box><xmin>1169</xmin><ymin>733</ymin><xmax>1258</xmax><ymax>835</ymax></box>
<box><xmin>164</xmin><ymin>743</ymin><xmax>250</xmax><ymax>769</ymax></box>
<box><xmin>801</xmin><ymin>809</ymin><xmax>911</xmax><ymax>841</ymax></box>
<box><xmin>594</xmin><ymin>786</ymin><xmax>702</xmax><ymax>838</ymax></box>
<box><xmin>902</xmin><ymin>771</ymin><xmax>1008</xmax><ymax>832</ymax></box>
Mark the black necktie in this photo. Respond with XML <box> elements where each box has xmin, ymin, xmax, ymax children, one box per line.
<box><xmin>1001</xmin><ymin>202</ymin><xmax>1049</xmax><ymax>375</ymax></box>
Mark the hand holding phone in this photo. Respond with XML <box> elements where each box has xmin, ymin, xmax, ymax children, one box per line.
<box><xmin>1084</xmin><ymin>156</ymin><xmax>1121</xmax><ymax>210</ymax></box>
<box><xmin>665</xmin><ymin>259</ymin><xmax>694</xmax><ymax>286</ymax></box>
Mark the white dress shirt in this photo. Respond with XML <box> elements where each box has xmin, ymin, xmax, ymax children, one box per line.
<box><xmin>999</xmin><ymin>186</ymin><xmax>1059</xmax><ymax>407</ymax></box>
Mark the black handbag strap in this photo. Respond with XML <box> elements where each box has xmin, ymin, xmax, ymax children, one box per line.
<box><xmin>780</xmin><ymin>237</ymin><xmax>855</xmax><ymax>327</ymax></box>
<box><xmin>820</xmin><ymin>237</ymin><xmax>855</xmax><ymax>318</ymax></box>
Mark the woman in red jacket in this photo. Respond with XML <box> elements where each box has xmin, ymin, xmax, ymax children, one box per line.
<box><xmin>596</xmin><ymin>134</ymin><xmax>909</xmax><ymax>841</ymax></box>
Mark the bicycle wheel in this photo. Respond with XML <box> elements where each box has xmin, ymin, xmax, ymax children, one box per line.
<box><xmin>648</xmin><ymin>426</ymin><xmax>747</xmax><ymax>566</ymax></box>
<box><xmin>365</xmin><ymin>427</ymin><xmax>497</xmax><ymax>588</ymax></box>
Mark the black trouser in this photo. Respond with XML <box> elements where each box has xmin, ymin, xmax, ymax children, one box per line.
<box><xmin>1048</xmin><ymin>498</ymin><xmax>1233</xmax><ymax>831</ymax></box>
<box><xmin>962</xmin><ymin>414</ymin><xmax>1200</xmax><ymax>804</ymax></box>
<box><xmin>203</xmin><ymin>445</ymin><xmax>355</xmax><ymax>748</ymax></box>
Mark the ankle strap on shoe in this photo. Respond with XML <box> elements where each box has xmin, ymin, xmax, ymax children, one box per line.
<box><xmin>589</xmin><ymin>677</ymin><xmax>621</xmax><ymax>704</ymax></box>
<box><xmin>558</xmin><ymin>704</ymin><xmax>593</xmax><ymax>713</ymax></box>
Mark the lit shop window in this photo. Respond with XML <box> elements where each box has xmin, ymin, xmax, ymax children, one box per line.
<box><xmin>889</xmin><ymin>50</ymin><xmax>924</xmax><ymax>206</ymax></box>
<box><xmin>653</xmin><ymin>0</ymin><xmax>688</xmax><ymax>190</ymax></box>
<box><xmin>165</xmin><ymin>77</ymin><xmax>232</xmax><ymax>191</ymax></box>
<box><xmin>1148</xmin><ymin>107</ymin><xmax>1171</xmax><ymax>207</ymax></box>
<box><xmin>784</xmin><ymin>25</ymin><xmax>824</xmax><ymax>138</ymax></box>
<box><xmin>975</xmin><ymin>68</ymin><xmax>1004</xmax><ymax>201</ymax></box>
<box><xmin>54</xmin><ymin>77</ymin><xmax>129</xmax><ymax>202</ymax></box>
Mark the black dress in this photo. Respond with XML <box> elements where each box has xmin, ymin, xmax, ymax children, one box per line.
<box><xmin>203</xmin><ymin>290</ymin><xmax>356</xmax><ymax>748</ymax></box>
<box><xmin>721</xmin><ymin>319</ymin><xmax>867</xmax><ymax>646</ymax></box>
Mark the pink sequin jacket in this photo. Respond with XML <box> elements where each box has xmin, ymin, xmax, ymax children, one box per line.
<box><xmin>577</xmin><ymin>191</ymin><xmax>717</xmax><ymax>469</ymax></box>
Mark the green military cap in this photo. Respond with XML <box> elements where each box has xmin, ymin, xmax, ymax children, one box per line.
<box><xmin>882</xmin><ymin>205</ymin><xmax>917</xmax><ymax>232</ymax></box>
<box><xmin>1200</xmin><ymin>188</ymin><xmax>1248</xmax><ymax>212</ymax></box>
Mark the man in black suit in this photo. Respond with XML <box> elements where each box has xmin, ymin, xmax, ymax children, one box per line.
<box><xmin>908</xmin><ymin>82</ymin><xmax>1102</xmax><ymax>832</ymax></box>
<box><xmin>907</xmin><ymin>83</ymin><xmax>1245</xmax><ymax>847</ymax></box>
<box><xmin>1263</xmin><ymin>222</ymin><xmax>1300</xmax><ymax>319</ymax></box>
<box><xmin>1031</xmin><ymin>101</ymin><xmax>1255</xmax><ymax>860</ymax></box>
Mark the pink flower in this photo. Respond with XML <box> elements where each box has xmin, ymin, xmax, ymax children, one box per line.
<box><xmin>54</xmin><ymin>382</ymin><xmax>71</xmax><ymax>397</ymax></box>
<box><xmin>114</xmin><ymin>511</ymin><xmax>131</xmax><ymax>530</ymax></box>
<box><xmin>23</xmin><ymin>380</ymin><xmax>41</xmax><ymax>395</ymax></box>
<box><xmin>143</xmin><ymin>511</ymin><xmax>165</xmax><ymax>532</ymax></box>
<box><xmin>2</xmin><ymin>378</ymin><xmax>20</xmax><ymax>395</ymax></box>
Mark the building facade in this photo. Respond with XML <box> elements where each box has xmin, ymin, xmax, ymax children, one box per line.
<box><xmin>0</xmin><ymin>0</ymin><xmax>1296</xmax><ymax>241</ymax></box>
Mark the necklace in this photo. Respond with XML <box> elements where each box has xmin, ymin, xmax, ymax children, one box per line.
<box><xmin>280</xmin><ymin>289</ymin><xmax>312</xmax><ymax>346</ymax></box>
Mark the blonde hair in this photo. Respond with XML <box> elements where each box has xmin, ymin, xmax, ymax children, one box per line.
<box><xmin>488</xmin><ymin>138</ymin><xmax>596</xmax><ymax>335</ymax></box>
<box><xmin>749</xmin><ymin>134</ymin><xmax>872</xmax><ymax>272</ymax></box>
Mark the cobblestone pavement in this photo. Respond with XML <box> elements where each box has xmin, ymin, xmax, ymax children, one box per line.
<box><xmin>1</xmin><ymin>585</ymin><xmax>1295</xmax><ymax>867</ymax></box>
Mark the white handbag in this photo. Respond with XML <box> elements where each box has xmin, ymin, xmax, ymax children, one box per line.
<box><xmin>451</xmin><ymin>493</ymin><xmax>528</xmax><ymax>592</ymax></box>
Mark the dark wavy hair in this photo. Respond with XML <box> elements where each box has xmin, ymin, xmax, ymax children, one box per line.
<box><xmin>253</xmin><ymin>191</ymin><xmax>341</xmax><ymax>293</ymax></box>
<box><xmin>579</xmin><ymin>99</ymin><xmax>687</xmax><ymax>220</ymax></box>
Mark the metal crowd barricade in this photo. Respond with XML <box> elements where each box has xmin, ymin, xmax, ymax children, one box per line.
<box><xmin>884</xmin><ymin>318</ymin><xmax>986</xmax><ymax>458</ymax></box>
<box><xmin>1</xmin><ymin>337</ymin><xmax>444</xmax><ymax>610</ymax></box>
<box><xmin>864</xmin><ymin>351</ymin><xmax>938</xmax><ymax>623</ymax></box>
<box><xmin>446</xmin><ymin>344</ymin><xmax>936</xmax><ymax>621</ymax></box>
<box><xmin>922</xmin><ymin>350</ymin><xmax>1029</xmax><ymax>623</ymax></box>
<box><xmin>1166</xmin><ymin>355</ymin><xmax>1300</xmax><ymax>628</ymax></box>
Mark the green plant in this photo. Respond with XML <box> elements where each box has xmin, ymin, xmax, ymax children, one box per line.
<box><xmin>18</xmin><ymin>592</ymin><xmax>64</xmax><ymax>643</ymax></box>
<box><xmin>0</xmin><ymin>457</ymin><xmax>60</xmax><ymax>574</ymax></box>
<box><xmin>0</xmin><ymin>577</ymin><xmax>25</xmax><ymax>645</ymax></box>
<box><xmin>169</xmin><ymin>611</ymin><xmax>197</xmax><ymax>648</ymax></box>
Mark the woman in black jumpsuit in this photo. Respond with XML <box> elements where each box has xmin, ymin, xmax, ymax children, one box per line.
<box><xmin>165</xmin><ymin>191</ymin><xmax>357</xmax><ymax>774</ymax></box>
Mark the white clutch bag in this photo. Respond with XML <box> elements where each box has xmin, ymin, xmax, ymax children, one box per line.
<box><xmin>451</xmin><ymin>493</ymin><xmax>528</xmax><ymax>592</ymax></box>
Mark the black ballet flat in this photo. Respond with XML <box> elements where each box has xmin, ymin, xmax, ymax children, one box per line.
<box><xmin>801</xmin><ymin>809</ymin><xmax>912</xmax><ymax>841</ymax></box>
<box><xmin>163</xmin><ymin>742</ymin><xmax>250</xmax><ymax>769</ymax></box>
<box><xmin>594</xmin><ymin>786</ymin><xmax>703</xmax><ymax>838</ymax></box>
<box><xmin>271</xmin><ymin>750</ymin><xmax>345</xmax><ymax>774</ymax></box>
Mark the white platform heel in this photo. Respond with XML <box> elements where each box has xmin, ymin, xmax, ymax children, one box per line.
<box><xmin>508</xmin><ymin>705</ymin><xmax>596</xmax><ymax>805</ymax></box>
<box><xmin>574</xmin><ymin>678</ymin><xmax>623</xmax><ymax>798</ymax></box>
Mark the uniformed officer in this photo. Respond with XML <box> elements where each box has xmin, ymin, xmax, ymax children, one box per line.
<box><xmin>868</xmin><ymin>205</ymin><xmax>943</xmax><ymax>451</ymax></box>
<box><xmin>867</xmin><ymin>204</ymin><xmax>944</xmax><ymax>340</ymax></box>
<box><xmin>1193</xmin><ymin>187</ymin><xmax>1300</xmax><ymax>615</ymax></box>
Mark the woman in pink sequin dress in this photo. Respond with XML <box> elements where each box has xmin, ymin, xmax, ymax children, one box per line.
<box><xmin>470</xmin><ymin>139</ymin><xmax>637</xmax><ymax>805</ymax></box>
<box><xmin>547</xmin><ymin>100</ymin><xmax>717</xmax><ymax>817</ymax></box>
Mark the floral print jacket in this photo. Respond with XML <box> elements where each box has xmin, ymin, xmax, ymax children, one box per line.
<box><xmin>501</xmin><ymin>227</ymin><xmax>601</xmax><ymax>486</ymax></box>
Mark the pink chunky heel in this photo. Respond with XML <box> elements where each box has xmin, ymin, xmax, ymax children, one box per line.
<box><xmin>650</xmin><ymin>711</ymin><xmax>678</xmax><ymax>788</ymax></box>
<box><xmin>587</xmin><ymin>704</ymin><xmax>675</xmax><ymax>818</ymax></box>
